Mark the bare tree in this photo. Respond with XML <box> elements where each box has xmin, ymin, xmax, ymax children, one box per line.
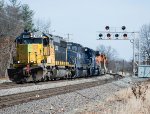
<box><xmin>96</xmin><ymin>45</ymin><xmax>118</xmax><ymax>72</ymax></box>
<box><xmin>0</xmin><ymin>0</ymin><xmax>34</xmax><ymax>77</ymax></box>
<box><xmin>0</xmin><ymin>0</ymin><xmax>23</xmax><ymax>77</ymax></box>
<box><xmin>96</xmin><ymin>45</ymin><xmax>118</xmax><ymax>60</ymax></box>
<box><xmin>34</xmin><ymin>19</ymin><xmax>51</xmax><ymax>33</ymax></box>
<box><xmin>139</xmin><ymin>24</ymin><xmax>150</xmax><ymax>65</ymax></box>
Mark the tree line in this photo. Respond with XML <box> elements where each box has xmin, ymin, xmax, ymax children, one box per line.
<box><xmin>96</xmin><ymin>45</ymin><xmax>133</xmax><ymax>74</ymax></box>
<box><xmin>0</xmin><ymin>0</ymin><xmax>34</xmax><ymax>76</ymax></box>
<box><xmin>139</xmin><ymin>24</ymin><xmax>150</xmax><ymax>65</ymax></box>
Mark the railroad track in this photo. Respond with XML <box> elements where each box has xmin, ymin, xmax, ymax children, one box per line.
<box><xmin>0</xmin><ymin>74</ymin><xmax>123</xmax><ymax>109</ymax></box>
<box><xmin>0</xmin><ymin>73</ymin><xmax>121</xmax><ymax>90</ymax></box>
<box><xmin>0</xmin><ymin>82</ymin><xmax>28</xmax><ymax>90</ymax></box>
<box><xmin>0</xmin><ymin>79</ymin><xmax>67</xmax><ymax>90</ymax></box>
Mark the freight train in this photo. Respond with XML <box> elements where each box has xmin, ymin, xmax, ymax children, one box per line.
<box><xmin>7</xmin><ymin>30</ymin><xmax>107</xmax><ymax>83</ymax></box>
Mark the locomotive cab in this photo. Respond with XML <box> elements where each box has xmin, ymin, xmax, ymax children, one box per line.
<box><xmin>95</xmin><ymin>52</ymin><xmax>107</xmax><ymax>75</ymax></box>
<box><xmin>84</xmin><ymin>47</ymin><xmax>97</xmax><ymax>76</ymax></box>
<box><xmin>15</xmin><ymin>31</ymin><xmax>44</xmax><ymax>64</ymax></box>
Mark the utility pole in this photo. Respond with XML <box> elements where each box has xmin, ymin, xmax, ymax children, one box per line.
<box><xmin>122</xmin><ymin>59</ymin><xmax>124</xmax><ymax>75</ymax></box>
<box><xmin>66</xmin><ymin>33</ymin><xmax>73</xmax><ymax>42</ymax></box>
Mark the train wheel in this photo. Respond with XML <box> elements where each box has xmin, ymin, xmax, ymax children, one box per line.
<box><xmin>53</xmin><ymin>78</ymin><xmax>57</xmax><ymax>81</ymax></box>
<box><xmin>45</xmin><ymin>76</ymin><xmax>50</xmax><ymax>81</ymax></box>
<box><xmin>21</xmin><ymin>77</ymin><xmax>27</xmax><ymax>84</ymax></box>
<box><xmin>50</xmin><ymin>68</ymin><xmax>57</xmax><ymax>80</ymax></box>
<box><xmin>14</xmin><ymin>74</ymin><xmax>22</xmax><ymax>84</ymax></box>
<box><xmin>41</xmin><ymin>77</ymin><xmax>46</xmax><ymax>82</ymax></box>
<box><xmin>31</xmin><ymin>73</ymin><xmax>37</xmax><ymax>83</ymax></box>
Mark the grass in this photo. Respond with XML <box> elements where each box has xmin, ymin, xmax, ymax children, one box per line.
<box><xmin>77</xmin><ymin>82</ymin><xmax>150</xmax><ymax>114</ymax></box>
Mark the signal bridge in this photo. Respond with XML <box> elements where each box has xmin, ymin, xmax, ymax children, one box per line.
<box><xmin>97</xmin><ymin>26</ymin><xmax>140</xmax><ymax>76</ymax></box>
<box><xmin>97</xmin><ymin>26</ymin><xmax>139</xmax><ymax>40</ymax></box>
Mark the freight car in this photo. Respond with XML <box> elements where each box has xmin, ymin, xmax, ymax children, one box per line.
<box><xmin>7</xmin><ymin>30</ymin><xmax>107</xmax><ymax>83</ymax></box>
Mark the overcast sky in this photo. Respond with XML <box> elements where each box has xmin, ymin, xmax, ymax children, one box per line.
<box><xmin>19</xmin><ymin>0</ymin><xmax>150</xmax><ymax>61</ymax></box>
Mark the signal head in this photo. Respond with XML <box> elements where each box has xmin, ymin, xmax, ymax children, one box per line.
<box><xmin>99</xmin><ymin>33</ymin><xmax>103</xmax><ymax>38</ymax></box>
<box><xmin>105</xmin><ymin>26</ymin><xmax>110</xmax><ymax>30</ymax></box>
<box><xmin>115</xmin><ymin>34</ymin><xmax>119</xmax><ymax>37</ymax></box>
<box><xmin>107</xmin><ymin>33</ymin><xmax>111</xmax><ymax>38</ymax></box>
<box><xmin>123</xmin><ymin>33</ymin><xmax>127</xmax><ymax>38</ymax></box>
<box><xmin>122</xmin><ymin>26</ymin><xmax>126</xmax><ymax>30</ymax></box>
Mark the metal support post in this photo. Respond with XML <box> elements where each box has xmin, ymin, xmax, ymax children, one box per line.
<box><xmin>138</xmin><ymin>37</ymin><xmax>140</xmax><ymax>66</ymax></box>
<box><xmin>133</xmin><ymin>39</ymin><xmax>135</xmax><ymax>76</ymax></box>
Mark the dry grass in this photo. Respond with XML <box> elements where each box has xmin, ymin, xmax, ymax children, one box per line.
<box><xmin>77</xmin><ymin>82</ymin><xmax>150</xmax><ymax>114</ymax></box>
<box><xmin>108</xmin><ymin>83</ymin><xmax>150</xmax><ymax>114</ymax></box>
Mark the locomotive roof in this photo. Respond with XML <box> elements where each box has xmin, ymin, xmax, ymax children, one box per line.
<box><xmin>52</xmin><ymin>35</ymin><xmax>66</xmax><ymax>43</ymax></box>
<box><xmin>17</xmin><ymin>31</ymin><xmax>53</xmax><ymax>39</ymax></box>
<box><xmin>84</xmin><ymin>47</ymin><xmax>94</xmax><ymax>50</ymax></box>
<box><xmin>84</xmin><ymin>47</ymin><xmax>95</xmax><ymax>52</ymax></box>
<box><xmin>67</xmin><ymin>42</ymin><xmax>83</xmax><ymax>47</ymax></box>
<box><xmin>18</xmin><ymin>31</ymin><xmax>67</xmax><ymax>41</ymax></box>
<box><xmin>43</xmin><ymin>33</ymin><xmax>53</xmax><ymax>39</ymax></box>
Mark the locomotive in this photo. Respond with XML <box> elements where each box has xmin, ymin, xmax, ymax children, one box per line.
<box><xmin>7</xmin><ymin>30</ymin><xmax>107</xmax><ymax>83</ymax></box>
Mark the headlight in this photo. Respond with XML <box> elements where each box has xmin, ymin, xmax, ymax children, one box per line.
<box><xmin>17</xmin><ymin>61</ymin><xmax>20</xmax><ymax>63</ymax></box>
<box><xmin>30</xmin><ymin>60</ymin><xmax>34</xmax><ymax>63</ymax></box>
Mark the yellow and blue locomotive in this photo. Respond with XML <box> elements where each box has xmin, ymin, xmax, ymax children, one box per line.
<box><xmin>7</xmin><ymin>31</ymin><xmax>107</xmax><ymax>83</ymax></box>
<box><xmin>8</xmin><ymin>30</ymin><xmax>70</xmax><ymax>83</ymax></box>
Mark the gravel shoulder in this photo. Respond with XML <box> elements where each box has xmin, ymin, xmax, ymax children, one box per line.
<box><xmin>0</xmin><ymin>75</ymin><xmax>113</xmax><ymax>96</ymax></box>
<box><xmin>0</xmin><ymin>78</ymin><xmax>11</xmax><ymax>84</ymax></box>
<box><xmin>0</xmin><ymin>76</ymin><xmax>148</xmax><ymax>114</ymax></box>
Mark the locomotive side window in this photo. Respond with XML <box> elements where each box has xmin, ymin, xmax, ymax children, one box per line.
<box><xmin>55</xmin><ymin>46</ymin><xmax>58</xmax><ymax>50</ymax></box>
<box><xmin>49</xmin><ymin>39</ymin><xmax>53</xmax><ymax>46</ymax></box>
<box><xmin>72</xmin><ymin>46</ymin><xmax>77</xmax><ymax>51</ymax></box>
<box><xmin>16</xmin><ymin>39</ymin><xmax>22</xmax><ymax>44</ymax></box>
<box><xmin>43</xmin><ymin>38</ymin><xmax>49</xmax><ymax>46</ymax></box>
<box><xmin>67</xmin><ymin>46</ymin><xmax>71</xmax><ymax>50</ymax></box>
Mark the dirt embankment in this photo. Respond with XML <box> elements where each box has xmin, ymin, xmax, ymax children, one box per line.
<box><xmin>76</xmin><ymin>80</ymin><xmax>150</xmax><ymax>114</ymax></box>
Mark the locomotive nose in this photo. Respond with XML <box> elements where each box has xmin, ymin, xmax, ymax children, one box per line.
<box><xmin>17</xmin><ymin>44</ymin><xmax>43</xmax><ymax>64</ymax></box>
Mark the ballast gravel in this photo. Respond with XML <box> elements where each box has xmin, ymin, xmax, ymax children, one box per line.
<box><xmin>0</xmin><ymin>76</ymin><xmax>148</xmax><ymax>114</ymax></box>
<box><xmin>0</xmin><ymin>75</ymin><xmax>113</xmax><ymax>96</ymax></box>
<box><xmin>0</xmin><ymin>79</ymin><xmax>11</xmax><ymax>84</ymax></box>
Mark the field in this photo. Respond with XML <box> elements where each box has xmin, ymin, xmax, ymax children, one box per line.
<box><xmin>76</xmin><ymin>80</ymin><xmax>150</xmax><ymax>114</ymax></box>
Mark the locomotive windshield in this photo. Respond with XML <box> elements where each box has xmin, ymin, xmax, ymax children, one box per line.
<box><xmin>22</xmin><ymin>34</ymin><xmax>30</xmax><ymax>38</ymax></box>
<box><xmin>17</xmin><ymin>38</ymin><xmax>42</xmax><ymax>44</ymax></box>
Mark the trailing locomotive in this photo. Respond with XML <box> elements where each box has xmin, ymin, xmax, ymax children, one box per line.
<box><xmin>7</xmin><ymin>31</ymin><xmax>107</xmax><ymax>83</ymax></box>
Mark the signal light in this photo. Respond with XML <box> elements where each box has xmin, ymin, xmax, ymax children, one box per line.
<box><xmin>107</xmin><ymin>33</ymin><xmax>111</xmax><ymax>38</ymax></box>
<box><xmin>123</xmin><ymin>34</ymin><xmax>127</xmax><ymax>38</ymax></box>
<box><xmin>105</xmin><ymin>26</ymin><xmax>109</xmax><ymax>30</ymax></box>
<box><xmin>99</xmin><ymin>33</ymin><xmax>103</xmax><ymax>38</ymax></box>
<box><xmin>122</xmin><ymin>26</ymin><xmax>126</xmax><ymax>30</ymax></box>
<box><xmin>115</xmin><ymin>34</ymin><xmax>119</xmax><ymax>37</ymax></box>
